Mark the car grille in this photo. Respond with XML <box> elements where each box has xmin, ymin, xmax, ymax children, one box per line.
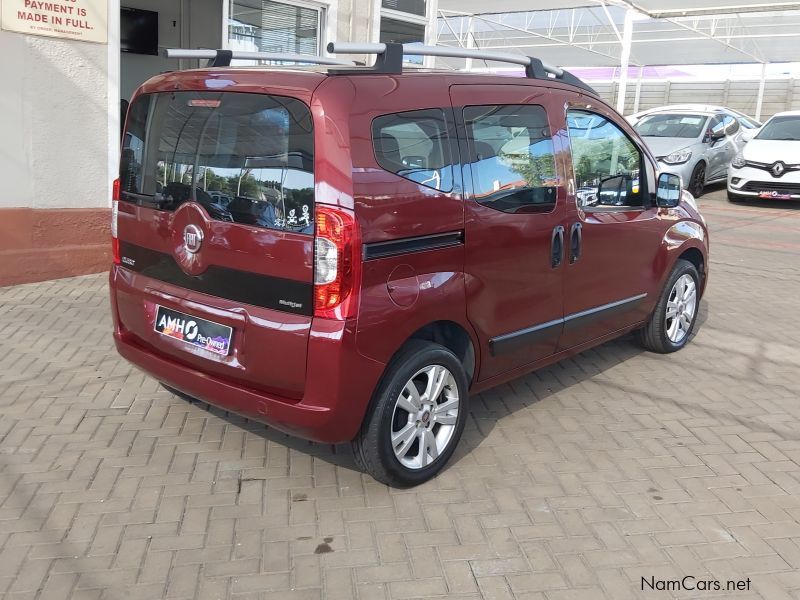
<box><xmin>742</xmin><ymin>181</ymin><xmax>800</xmax><ymax>194</ymax></box>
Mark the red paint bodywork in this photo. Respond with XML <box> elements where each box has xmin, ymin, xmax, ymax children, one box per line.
<box><xmin>111</xmin><ymin>66</ymin><xmax>709</xmax><ymax>444</ymax></box>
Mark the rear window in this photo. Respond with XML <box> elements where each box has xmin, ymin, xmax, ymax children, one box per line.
<box><xmin>121</xmin><ymin>92</ymin><xmax>315</xmax><ymax>234</ymax></box>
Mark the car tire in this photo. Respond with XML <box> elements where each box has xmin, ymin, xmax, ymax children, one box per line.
<box><xmin>636</xmin><ymin>259</ymin><xmax>701</xmax><ymax>354</ymax></box>
<box><xmin>352</xmin><ymin>340</ymin><xmax>469</xmax><ymax>487</ymax></box>
<box><xmin>689</xmin><ymin>162</ymin><xmax>706</xmax><ymax>198</ymax></box>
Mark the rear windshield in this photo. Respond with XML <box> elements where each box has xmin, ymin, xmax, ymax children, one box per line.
<box><xmin>756</xmin><ymin>115</ymin><xmax>800</xmax><ymax>141</ymax></box>
<box><xmin>633</xmin><ymin>113</ymin><xmax>707</xmax><ymax>139</ymax></box>
<box><xmin>121</xmin><ymin>92</ymin><xmax>314</xmax><ymax>233</ymax></box>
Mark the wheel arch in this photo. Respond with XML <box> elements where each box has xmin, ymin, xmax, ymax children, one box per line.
<box><xmin>406</xmin><ymin>320</ymin><xmax>477</xmax><ymax>386</ymax></box>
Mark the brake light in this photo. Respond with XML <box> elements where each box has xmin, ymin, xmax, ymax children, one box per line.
<box><xmin>313</xmin><ymin>205</ymin><xmax>361</xmax><ymax>320</ymax></box>
<box><xmin>112</xmin><ymin>178</ymin><xmax>120</xmax><ymax>265</ymax></box>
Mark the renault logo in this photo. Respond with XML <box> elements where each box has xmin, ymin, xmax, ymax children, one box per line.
<box><xmin>183</xmin><ymin>224</ymin><xmax>203</xmax><ymax>253</ymax></box>
<box><xmin>772</xmin><ymin>161</ymin><xmax>786</xmax><ymax>177</ymax></box>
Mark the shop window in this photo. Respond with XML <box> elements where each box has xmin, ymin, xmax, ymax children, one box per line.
<box><xmin>229</xmin><ymin>0</ymin><xmax>323</xmax><ymax>56</ymax></box>
<box><xmin>382</xmin><ymin>0</ymin><xmax>426</xmax><ymax>17</ymax></box>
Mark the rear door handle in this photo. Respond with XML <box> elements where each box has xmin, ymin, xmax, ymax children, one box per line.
<box><xmin>551</xmin><ymin>225</ymin><xmax>565</xmax><ymax>268</ymax></box>
<box><xmin>569</xmin><ymin>222</ymin><xmax>582</xmax><ymax>264</ymax></box>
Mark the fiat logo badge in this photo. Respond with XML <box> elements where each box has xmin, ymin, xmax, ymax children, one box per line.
<box><xmin>772</xmin><ymin>161</ymin><xmax>786</xmax><ymax>177</ymax></box>
<box><xmin>183</xmin><ymin>224</ymin><xmax>203</xmax><ymax>254</ymax></box>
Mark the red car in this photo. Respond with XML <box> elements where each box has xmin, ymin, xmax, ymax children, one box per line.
<box><xmin>111</xmin><ymin>44</ymin><xmax>708</xmax><ymax>486</ymax></box>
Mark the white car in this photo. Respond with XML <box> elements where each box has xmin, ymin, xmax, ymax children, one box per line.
<box><xmin>728</xmin><ymin>110</ymin><xmax>800</xmax><ymax>202</ymax></box>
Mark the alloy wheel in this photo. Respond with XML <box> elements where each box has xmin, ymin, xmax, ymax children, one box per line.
<box><xmin>665</xmin><ymin>274</ymin><xmax>697</xmax><ymax>344</ymax></box>
<box><xmin>390</xmin><ymin>365</ymin><xmax>460</xmax><ymax>470</ymax></box>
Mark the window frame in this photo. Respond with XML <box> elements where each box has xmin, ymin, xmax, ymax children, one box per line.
<box><xmin>370</xmin><ymin>107</ymin><xmax>457</xmax><ymax>194</ymax></box>
<box><xmin>460</xmin><ymin>103</ymin><xmax>560</xmax><ymax>215</ymax></box>
<box><xmin>226</xmin><ymin>0</ymin><xmax>333</xmax><ymax>58</ymax></box>
<box><xmin>565</xmin><ymin>106</ymin><xmax>652</xmax><ymax>213</ymax></box>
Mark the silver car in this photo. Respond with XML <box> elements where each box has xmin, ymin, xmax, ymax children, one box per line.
<box><xmin>629</xmin><ymin>107</ymin><xmax>757</xmax><ymax>197</ymax></box>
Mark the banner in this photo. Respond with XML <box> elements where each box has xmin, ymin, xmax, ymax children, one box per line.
<box><xmin>1</xmin><ymin>0</ymin><xmax>108</xmax><ymax>44</ymax></box>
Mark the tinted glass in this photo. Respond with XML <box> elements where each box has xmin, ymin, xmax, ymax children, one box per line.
<box><xmin>381</xmin><ymin>0</ymin><xmax>426</xmax><ymax>16</ymax></box>
<box><xmin>634</xmin><ymin>113</ymin><xmax>707</xmax><ymax>138</ymax></box>
<box><xmin>463</xmin><ymin>105</ymin><xmax>557</xmax><ymax>213</ymax></box>
<box><xmin>120</xmin><ymin>92</ymin><xmax>315</xmax><ymax>234</ymax></box>
<box><xmin>372</xmin><ymin>109</ymin><xmax>453</xmax><ymax>192</ymax></box>
<box><xmin>756</xmin><ymin>115</ymin><xmax>800</xmax><ymax>141</ymax></box>
<box><xmin>568</xmin><ymin>110</ymin><xmax>644</xmax><ymax>209</ymax></box>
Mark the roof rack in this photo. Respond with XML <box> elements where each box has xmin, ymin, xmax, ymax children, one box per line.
<box><xmin>326</xmin><ymin>42</ymin><xmax>597</xmax><ymax>96</ymax></box>
<box><xmin>163</xmin><ymin>48</ymin><xmax>354</xmax><ymax>68</ymax></box>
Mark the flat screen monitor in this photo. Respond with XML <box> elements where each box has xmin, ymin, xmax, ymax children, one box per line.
<box><xmin>121</xmin><ymin>7</ymin><xmax>158</xmax><ymax>56</ymax></box>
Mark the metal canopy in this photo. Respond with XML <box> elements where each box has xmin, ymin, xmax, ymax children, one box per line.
<box><xmin>435</xmin><ymin>2</ymin><xmax>800</xmax><ymax>68</ymax></box>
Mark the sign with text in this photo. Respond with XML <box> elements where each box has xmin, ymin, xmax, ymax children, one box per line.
<box><xmin>1</xmin><ymin>0</ymin><xmax>108</xmax><ymax>44</ymax></box>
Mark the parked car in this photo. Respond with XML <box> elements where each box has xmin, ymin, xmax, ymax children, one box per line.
<box><xmin>629</xmin><ymin>106</ymin><xmax>755</xmax><ymax>197</ymax></box>
<box><xmin>628</xmin><ymin>104</ymin><xmax>761</xmax><ymax>130</ymax></box>
<box><xmin>110</xmin><ymin>45</ymin><xmax>709</xmax><ymax>486</ymax></box>
<box><xmin>728</xmin><ymin>111</ymin><xmax>800</xmax><ymax>202</ymax></box>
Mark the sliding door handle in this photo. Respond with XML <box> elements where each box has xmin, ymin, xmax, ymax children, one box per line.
<box><xmin>551</xmin><ymin>225</ymin><xmax>565</xmax><ymax>268</ymax></box>
<box><xmin>570</xmin><ymin>222</ymin><xmax>582</xmax><ymax>264</ymax></box>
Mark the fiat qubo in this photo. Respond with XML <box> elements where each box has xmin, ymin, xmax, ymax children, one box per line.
<box><xmin>111</xmin><ymin>43</ymin><xmax>709</xmax><ymax>486</ymax></box>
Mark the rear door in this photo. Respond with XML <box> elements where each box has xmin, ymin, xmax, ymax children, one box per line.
<box><xmin>116</xmin><ymin>90</ymin><xmax>316</xmax><ymax>397</ymax></box>
<box><xmin>450</xmin><ymin>85</ymin><xmax>567</xmax><ymax>380</ymax></box>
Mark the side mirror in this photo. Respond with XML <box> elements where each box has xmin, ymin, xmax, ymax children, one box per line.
<box><xmin>656</xmin><ymin>172</ymin><xmax>682</xmax><ymax>208</ymax></box>
<box><xmin>741</xmin><ymin>129</ymin><xmax>756</xmax><ymax>142</ymax></box>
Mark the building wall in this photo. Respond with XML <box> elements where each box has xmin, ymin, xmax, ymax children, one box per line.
<box><xmin>0</xmin><ymin>29</ymin><xmax>114</xmax><ymax>285</ymax></box>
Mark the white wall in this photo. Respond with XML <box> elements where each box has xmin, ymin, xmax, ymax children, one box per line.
<box><xmin>0</xmin><ymin>30</ymin><xmax>110</xmax><ymax>209</ymax></box>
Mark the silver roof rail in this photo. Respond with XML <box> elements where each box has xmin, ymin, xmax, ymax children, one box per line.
<box><xmin>326</xmin><ymin>42</ymin><xmax>597</xmax><ymax>96</ymax></box>
<box><xmin>163</xmin><ymin>48</ymin><xmax>354</xmax><ymax>68</ymax></box>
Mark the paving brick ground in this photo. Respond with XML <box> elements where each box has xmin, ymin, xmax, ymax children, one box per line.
<box><xmin>2</xmin><ymin>186</ymin><xmax>800</xmax><ymax>600</ymax></box>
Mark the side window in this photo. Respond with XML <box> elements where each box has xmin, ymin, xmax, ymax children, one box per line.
<box><xmin>567</xmin><ymin>109</ymin><xmax>644</xmax><ymax>209</ymax></box>
<box><xmin>463</xmin><ymin>105</ymin><xmax>557</xmax><ymax>213</ymax></box>
<box><xmin>120</xmin><ymin>95</ymin><xmax>152</xmax><ymax>197</ymax></box>
<box><xmin>372</xmin><ymin>109</ymin><xmax>453</xmax><ymax>192</ymax></box>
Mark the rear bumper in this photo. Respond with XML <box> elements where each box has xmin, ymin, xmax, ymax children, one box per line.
<box><xmin>110</xmin><ymin>269</ymin><xmax>386</xmax><ymax>444</ymax></box>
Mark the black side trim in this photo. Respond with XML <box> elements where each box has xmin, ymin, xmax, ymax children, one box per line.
<box><xmin>363</xmin><ymin>231</ymin><xmax>464</xmax><ymax>260</ymax></box>
<box><xmin>562</xmin><ymin>293</ymin><xmax>648</xmax><ymax>332</ymax></box>
<box><xmin>489</xmin><ymin>293</ymin><xmax>648</xmax><ymax>356</ymax></box>
<box><xmin>489</xmin><ymin>318</ymin><xmax>562</xmax><ymax>357</ymax></box>
<box><xmin>118</xmin><ymin>242</ymin><xmax>313</xmax><ymax>316</ymax></box>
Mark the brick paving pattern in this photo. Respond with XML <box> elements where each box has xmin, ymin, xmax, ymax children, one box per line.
<box><xmin>2</xmin><ymin>188</ymin><xmax>800</xmax><ymax>599</ymax></box>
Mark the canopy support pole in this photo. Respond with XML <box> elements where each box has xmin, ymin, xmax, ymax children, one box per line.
<box><xmin>755</xmin><ymin>63</ymin><xmax>767</xmax><ymax>122</ymax></box>
<box><xmin>616</xmin><ymin>9</ymin><xmax>634</xmax><ymax>114</ymax></box>
<box><xmin>633</xmin><ymin>65</ymin><xmax>644</xmax><ymax>114</ymax></box>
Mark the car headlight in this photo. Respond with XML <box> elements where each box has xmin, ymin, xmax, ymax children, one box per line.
<box><xmin>661</xmin><ymin>149</ymin><xmax>693</xmax><ymax>165</ymax></box>
<box><xmin>731</xmin><ymin>152</ymin><xmax>746</xmax><ymax>169</ymax></box>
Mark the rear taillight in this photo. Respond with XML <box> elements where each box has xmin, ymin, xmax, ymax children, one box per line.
<box><xmin>313</xmin><ymin>205</ymin><xmax>361</xmax><ymax>320</ymax></box>
<box><xmin>112</xmin><ymin>178</ymin><xmax>120</xmax><ymax>265</ymax></box>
